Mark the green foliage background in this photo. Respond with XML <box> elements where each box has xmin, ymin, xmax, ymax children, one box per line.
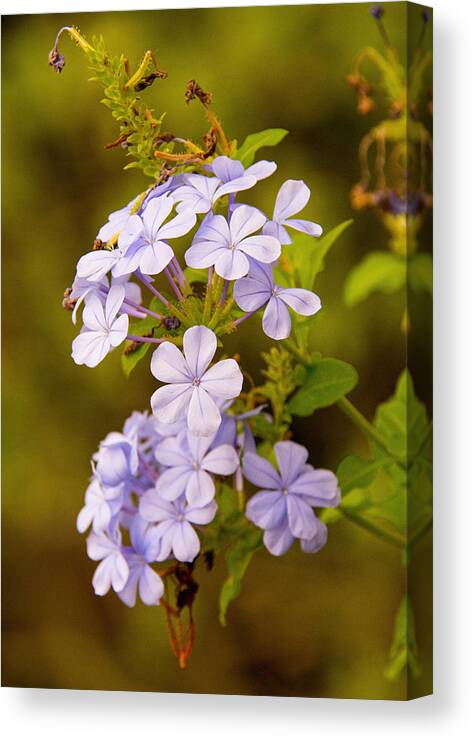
<box><xmin>2</xmin><ymin>3</ymin><xmax>432</xmax><ymax>698</ymax></box>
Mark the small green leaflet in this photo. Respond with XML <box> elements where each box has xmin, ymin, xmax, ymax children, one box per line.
<box><xmin>219</xmin><ymin>527</ymin><xmax>263</xmax><ymax>626</ymax></box>
<box><xmin>345</xmin><ymin>251</ymin><xmax>406</xmax><ymax>306</ymax></box>
<box><xmin>373</xmin><ymin>369</ymin><xmax>431</xmax><ymax>462</ymax></box>
<box><xmin>288</xmin><ymin>357</ymin><xmax>358</xmax><ymax>416</ymax></box>
<box><xmin>235</xmin><ymin>128</ymin><xmax>288</xmax><ymax>167</ymax></box>
<box><xmin>336</xmin><ymin>454</ymin><xmax>387</xmax><ymax>494</ymax></box>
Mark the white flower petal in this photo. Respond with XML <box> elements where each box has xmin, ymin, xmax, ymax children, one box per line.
<box><xmin>262</xmin><ymin>297</ymin><xmax>291</xmax><ymax>340</ymax></box>
<box><xmin>139</xmin><ymin>240</ymin><xmax>174</xmax><ymax>275</ymax></box>
<box><xmin>151</xmin><ymin>342</ymin><xmax>192</xmax><ymax>383</ymax></box>
<box><xmin>214</xmin><ymin>248</ymin><xmax>249</xmax><ymax>280</ymax></box>
<box><xmin>72</xmin><ymin>331</ymin><xmax>109</xmax><ymax>368</ymax></box>
<box><xmin>187</xmin><ymin>386</ymin><xmax>221</xmax><ymax>437</ymax></box>
<box><xmin>151</xmin><ymin>383</ymin><xmax>193</xmax><ymax>425</ymax></box>
<box><xmin>278</xmin><ymin>288</ymin><xmax>321</xmax><ymax>316</ymax></box>
<box><xmin>273</xmin><ymin>180</ymin><xmax>310</xmax><ymax>222</ymax></box>
<box><xmin>200</xmin><ymin>358</ymin><xmax>243</xmax><ymax>399</ymax></box>
<box><xmin>183</xmin><ymin>325</ymin><xmax>217</xmax><ymax>378</ymax></box>
<box><xmin>230</xmin><ymin>204</ymin><xmax>266</xmax><ymax>243</ymax></box>
<box><xmin>202</xmin><ymin>444</ymin><xmax>239</xmax><ymax>475</ymax></box>
<box><xmin>237</xmin><ymin>235</ymin><xmax>281</xmax><ymax>264</ymax></box>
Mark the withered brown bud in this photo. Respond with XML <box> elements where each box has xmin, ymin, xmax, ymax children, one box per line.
<box><xmin>185</xmin><ymin>79</ymin><xmax>213</xmax><ymax>107</ymax></box>
<box><xmin>134</xmin><ymin>68</ymin><xmax>167</xmax><ymax>92</ymax></box>
<box><xmin>62</xmin><ymin>287</ymin><xmax>77</xmax><ymax>311</ymax></box>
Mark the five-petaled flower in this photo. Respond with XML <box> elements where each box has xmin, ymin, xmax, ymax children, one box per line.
<box><xmin>86</xmin><ymin>528</ymin><xmax>130</xmax><ymax>596</ymax></box>
<box><xmin>114</xmin><ymin>193</ymin><xmax>197</xmax><ymax>276</ymax></box>
<box><xmin>185</xmin><ymin>204</ymin><xmax>281</xmax><ymax>280</ymax></box>
<box><xmin>243</xmin><ymin>440</ymin><xmax>340</xmax><ymax>556</ymax></box>
<box><xmin>72</xmin><ymin>285</ymin><xmax>129</xmax><ymax>367</ymax></box>
<box><xmin>150</xmin><ymin>325</ymin><xmax>243</xmax><ymax>437</ymax></box>
<box><xmin>263</xmin><ymin>179</ymin><xmax>323</xmax><ymax>244</ymax></box>
<box><xmin>234</xmin><ymin>260</ymin><xmax>322</xmax><ymax>339</ymax></box>
<box><xmin>154</xmin><ymin>429</ymin><xmax>239</xmax><ymax>507</ymax></box>
<box><xmin>140</xmin><ymin>492</ymin><xmax>217</xmax><ymax>563</ymax></box>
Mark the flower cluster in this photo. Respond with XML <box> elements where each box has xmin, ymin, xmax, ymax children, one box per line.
<box><xmin>67</xmin><ymin>152</ymin><xmax>340</xmax><ymax>630</ymax></box>
<box><xmin>67</xmin><ymin>156</ymin><xmax>323</xmax><ymax>368</ymax></box>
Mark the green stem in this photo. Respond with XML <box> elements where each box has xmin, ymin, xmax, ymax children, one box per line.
<box><xmin>339</xmin><ymin>506</ymin><xmax>404</xmax><ymax>549</ymax></box>
<box><xmin>337</xmin><ymin>396</ymin><xmax>405</xmax><ymax>467</ymax></box>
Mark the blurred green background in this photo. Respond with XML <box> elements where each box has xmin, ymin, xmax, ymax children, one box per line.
<box><xmin>2</xmin><ymin>3</ymin><xmax>432</xmax><ymax>698</ymax></box>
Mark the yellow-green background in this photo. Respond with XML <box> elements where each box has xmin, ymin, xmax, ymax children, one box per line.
<box><xmin>2</xmin><ymin>2</ymin><xmax>432</xmax><ymax>698</ymax></box>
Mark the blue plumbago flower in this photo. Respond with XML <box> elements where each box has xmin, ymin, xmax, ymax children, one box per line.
<box><xmin>76</xmin><ymin>473</ymin><xmax>125</xmax><ymax>534</ymax></box>
<box><xmin>185</xmin><ymin>205</ymin><xmax>281</xmax><ymax>280</ymax></box>
<box><xmin>234</xmin><ymin>260</ymin><xmax>322</xmax><ymax>340</ymax></box>
<box><xmin>154</xmin><ymin>429</ymin><xmax>239</xmax><ymax>507</ymax></box>
<box><xmin>72</xmin><ymin>285</ymin><xmax>129</xmax><ymax>368</ymax></box>
<box><xmin>150</xmin><ymin>325</ymin><xmax>243</xmax><ymax>437</ymax></box>
<box><xmin>69</xmin><ymin>274</ymin><xmax>144</xmax><ymax>324</ymax></box>
<box><xmin>263</xmin><ymin>180</ymin><xmax>323</xmax><ymax>245</ymax></box>
<box><xmin>139</xmin><ymin>491</ymin><xmax>217</xmax><ymax>563</ymax></box>
<box><xmin>118</xmin><ymin>515</ymin><xmax>164</xmax><ymax>607</ymax></box>
<box><xmin>243</xmin><ymin>440</ymin><xmax>340</xmax><ymax>556</ymax></box>
<box><xmin>113</xmin><ymin>193</ymin><xmax>197</xmax><ymax>277</ymax></box>
<box><xmin>173</xmin><ymin>171</ymin><xmax>257</xmax><ymax>215</ymax></box>
<box><xmin>205</xmin><ymin>155</ymin><xmax>277</xmax><ymax>184</ymax></box>
<box><xmin>96</xmin><ymin>196</ymin><xmax>137</xmax><ymax>244</ymax></box>
<box><xmin>87</xmin><ymin>527</ymin><xmax>130</xmax><ymax>596</ymax></box>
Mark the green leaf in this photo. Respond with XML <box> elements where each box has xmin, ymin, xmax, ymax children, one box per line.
<box><xmin>288</xmin><ymin>358</ymin><xmax>358</xmax><ymax>416</ymax></box>
<box><xmin>300</xmin><ymin>220</ymin><xmax>353</xmax><ymax>290</ymax></box>
<box><xmin>384</xmin><ymin>595</ymin><xmax>420</xmax><ymax>681</ymax></box>
<box><xmin>345</xmin><ymin>251</ymin><xmax>406</xmax><ymax>306</ymax></box>
<box><xmin>219</xmin><ymin>527</ymin><xmax>263</xmax><ymax>626</ymax></box>
<box><xmin>374</xmin><ymin>370</ymin><xmax>430</xmax><ymax>463</ymax></box>
<box><xmin>408</xmin><ymin>253</ymin><xmax>433</xmax><ymax>295</ymax></box>
<box><xmin>121</xmin><ymin>340</ymin><xmax>152</xmax><ymax>377</ymax></box>
<box><xmin>235</xmin><ymin>128</ymin><xmax>288</xmax><ymax>167</ymax></box>
<box><xmin>274</xmin><ymin>220</ymin><xmax>353</xmax><ymax>293</ymax></box>
<box><xmin>336</xmin><ymin>454</ymin><xmax>387</xmax><ymax>494</ymax></box>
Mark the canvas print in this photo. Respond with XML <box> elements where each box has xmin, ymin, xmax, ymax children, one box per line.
<box><xmin>2</xmin><ymin>2</ymin><xmax>433</xmax><ymax>699</ymax></box>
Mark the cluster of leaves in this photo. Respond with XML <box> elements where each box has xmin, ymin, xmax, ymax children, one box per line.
<box><xmin>78</xmin><ymin>34</ymin><xmax>170</xmax><ymax>178</ymax></box>
<box><xmin>322</xmin><ymin>370</ymin><xmax>432</xmax><ymax>680</ymax></box>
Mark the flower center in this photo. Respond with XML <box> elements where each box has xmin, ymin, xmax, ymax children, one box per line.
<box><xmin>272</xmin><ymin>285</ymin><xmax>281</xmax><ymax>297</ymax></box>
<box><xmin>282</xmin><ymin>488</ymin><xmax>289</xmax><ymax>496</ymax></box>
<box><xmin>192</xmin><ymin>377</ymin><xmax>201</xmax><ymax>387</ymax></box>
<box><xmin>177</xmin><ymin>514</ymin><xmax>185</xmax><ymax>522</ymax></box>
